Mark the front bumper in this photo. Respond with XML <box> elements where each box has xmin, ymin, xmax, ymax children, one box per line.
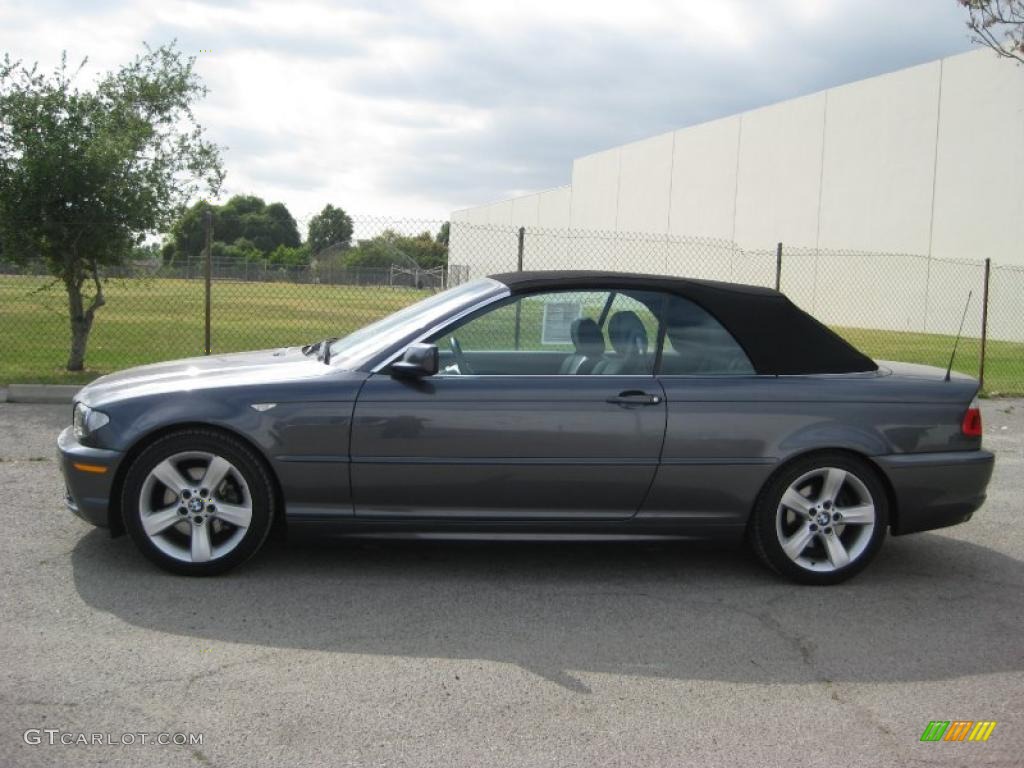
<box><xmin>58</xmin><ymin>427</ymin><xmax>123</xmax><ymax>528</ymax></box>
<box><xmin>875</xmin><ymin>450</ymin><xmax>995</xmax><ymax>535</ymax></box>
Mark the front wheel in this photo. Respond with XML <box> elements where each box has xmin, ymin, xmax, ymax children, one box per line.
<box><xmin>750</xmin><ymin>453</ymin><xmax>889</xmax><ymax>585</ymax></box>
<box><xmin>122</xmin><ymin>429</ymin><xmax>275</xmax><ymax>576</ymax></box>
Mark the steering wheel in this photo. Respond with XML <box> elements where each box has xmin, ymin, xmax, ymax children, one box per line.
<box><xmin>448</xmin><ymin>336</ymin><xmax>475</xmax><ymax>375</ymax></box>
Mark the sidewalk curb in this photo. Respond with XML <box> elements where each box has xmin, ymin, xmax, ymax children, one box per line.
<box><xmin>5</xmin><ymin>384</ymin><xmax>82</xmax><ymax>404</ymax></box>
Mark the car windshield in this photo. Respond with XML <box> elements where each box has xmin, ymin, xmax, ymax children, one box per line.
<box><xmin>327</xmin><ymin>277</ymin><xmax>506</xmax><ymax>370</ymax></box>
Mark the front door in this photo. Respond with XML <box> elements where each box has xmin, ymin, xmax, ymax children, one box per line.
<box><xmin>350</xmin><ymin>288</ymin><xmax>669</xmax><ymax>520</ymax></box>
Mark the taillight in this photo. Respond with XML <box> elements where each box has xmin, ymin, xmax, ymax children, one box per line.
<box><xmin>961</xmin><ymin>399</ymin><xmax>982</xmax><ymax>438</ymax></box>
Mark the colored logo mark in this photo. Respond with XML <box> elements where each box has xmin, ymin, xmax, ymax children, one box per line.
<box><xmin>920</xmin><ymin>721</ymin><xmax>997</xmax><ymax>742</ymax></box>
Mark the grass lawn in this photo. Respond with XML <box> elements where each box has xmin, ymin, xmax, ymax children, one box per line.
<box><xmin>837</xmin><ymin>327</ymin><xmax>1024</xmax><ymax>396</ymax></box>
<box><xmin>2</xmin><ymin>275</ymin><xmax>1022</xmax><ymax>394</ymax></box>
<box><xmin>0</xmin><ymin>276</ymin><xmax>430</xmax><ymax>385</ymax></box>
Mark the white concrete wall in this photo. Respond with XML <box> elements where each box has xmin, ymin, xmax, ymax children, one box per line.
<box><xmin>530</xmin><ymin>186</ymin><xmax>570</xmax><ymax>269</ymax></box>
<box><xmin>615</xmin><ymin>132</ymin><xmax>674</xmax><ymax>233</ymax></box>
<box><xmin>510</xmin><ymin>194</ymin><xmax>539</xmax><ymax>228</ymax></box>
<box><xmin>449</xmin><ymin>186</ymin><xmax>573</xmax><ymax>276</ymax></box>
<box><xmin>817</xmin><ymin>61</ymin><xmax>942</xmax><ymax>254</ymax></box>
<box><xmin>537</xmin><ymin>186</ymin><xmax>571</xmax><ymax>228</ymax></box>
<box><xmin>733</xmin><ymin>92</ymin><xmax>826</xmax><ymax>249</ymax></box>
<box><xmin>456</xmin><ymin>48</ymin><xmax>1023</xmax><ymax>262</ymax></box>
<box><xmin>667</xmin><ymin>116</ymin><xmax>740</xmax><ymax>240</ymax></box>
<box><xmin>452</xmin><ymin>48</ymin><xmax>1024</xmax><ymax>340</ymax></box>
<box><xmin>568</xmin><ymin>148</ymin><xmax>620</xmax><ymax>231</ymax></box>
<box><xmin>930</xmin><ymin>52</ymin><xmax>1024</xmax><ymax>264</ymax></box>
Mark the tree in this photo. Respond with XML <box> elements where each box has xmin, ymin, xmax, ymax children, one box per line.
<box><xmin>267</xmin><ymin>243</ymin><xmax>311</xmax><ymax>268</ymax></box>
<box><xmin>164</xmin><ymin>194</ymin><xmax>300</xmax><ymax>263</ymax></box>
<box><xmin>264</xmin><ymin>202</ymin><xmax>301</xmax><ymax>251</ymax></box>
<box><xmin>164</xmin><ymin>199</ymin><xmax>216</xmax><ymax>264</ymax></box>
<box><xmin>307</xmin><ymin>203</ymin><xmax>353</xmax><ymax>256</ymax></box>
<box><xmin>210</xmin><ymin>237</ymin><xmax>261</xmax><ymax>263</ymax></box>
<box><xmin>0</xmin><ymin>44</ymin><xmax>223</xmax><ymax>370</ymax></box>
<box><xmin>130</xmin><ymin>242</ymin><xmax>162</xmax><ymax>263</ymax></box>
<box><xmin>959</xmin><ymin>1</ymin><xmax>1024</xmax><ymax>64</ymax></box>
<box><xmin>436</xmin><ymin>221</ymin><xmax>450</xmax><ymax>247</ymax></box>
<box><xmin>343</xmin><ymin>229</ymin><xmax>448</xmax><ymax>270</ymax></box>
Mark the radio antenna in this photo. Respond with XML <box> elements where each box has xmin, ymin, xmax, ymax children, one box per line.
<box><xmin>945</xmin><ymin>291</ymin><xmax>972</xmax><ymax>382</ymax></box>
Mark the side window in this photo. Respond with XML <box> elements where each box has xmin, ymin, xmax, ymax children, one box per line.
<box><xmin>597</xmin><ymin>292</ymin><xmax>659</xmax><ymax>375</ymax></box>
<box><xmin>659</xmin><ymin>295</ymin><xmax>754</xmax><ymax>375</ymax></box>
<box><xmin>427</xmin><ymin>289</ymin><xmax>661</xmax><ymax>376</ymax></box>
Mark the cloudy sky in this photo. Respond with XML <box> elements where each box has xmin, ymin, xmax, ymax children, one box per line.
<box><xmin>0</xmin><ymin>0</ymin><xmax>979</xmax><ymax>224</ymax></box>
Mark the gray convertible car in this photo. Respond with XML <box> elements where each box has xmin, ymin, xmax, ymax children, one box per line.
<box><xmin>59</xmin><ymin>271</ymin><xmax>994</xmax><ymax>584</ymax></box>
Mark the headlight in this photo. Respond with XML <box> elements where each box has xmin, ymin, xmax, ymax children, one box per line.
<box><xmin>73</xmin><ymin>402</ymin><xmax>110</xmax><ymax>440</ymax></box>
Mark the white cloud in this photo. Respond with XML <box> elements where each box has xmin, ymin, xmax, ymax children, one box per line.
<box><xmin>0</xmin><ymin>0</ymin><xmax>975</xmax><ymax>223</ymax></box>
<box><xmin>423</xmin><ymin>0</ymin><xmax>754</xmax><ymax>46</ymax></box>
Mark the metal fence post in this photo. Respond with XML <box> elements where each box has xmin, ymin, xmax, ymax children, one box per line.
<box><xmin>979</xmin><ymin>257</ymin><xmax>991</xmax><ymax>390</ymax></box>
<box><xmin>775</xmin><ymin>242</ymin><xmax>783</xmax><ymax>291</ymax></box>
<box><xmin>204</xmin><ymin>209</ymin><xmax>213</xmax><ymax>355</ymax></box>
<box><xmin>514</xmin><ymin>226</ymin><xmax>525</xmax><ymax>350</ymax></box>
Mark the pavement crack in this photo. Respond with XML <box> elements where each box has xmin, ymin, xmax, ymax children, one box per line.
<box><xmin>748</xmin><ymin>609</ymin><xmax>817</xmax><ymax>670</ymax></box>
<box><xmin>0</xmin><ymin>697</ymin><xmax>79</xmax><ymax>707</ymax></box>
<box><xmin>179</xmin><ymin>649</ymin><xmax>282</xmax><ymax>698</ymax></box>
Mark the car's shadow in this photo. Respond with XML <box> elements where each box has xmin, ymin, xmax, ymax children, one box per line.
<box><xmin>71</xmin><ymin>530</ymin><xmax>1024</xmax><ymax>691</ymax></box>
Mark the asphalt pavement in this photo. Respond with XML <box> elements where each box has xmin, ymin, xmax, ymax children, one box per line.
<box><xmin>1</xmin><ymin>400</ymin><xmax>1021</xmax><ymax>767</ymax></box>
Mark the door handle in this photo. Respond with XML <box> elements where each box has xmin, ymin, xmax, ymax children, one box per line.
<box><xmin>606</xmin><ymin>390</ymin><xmax>662</xmax><ymax>406</ymax></box>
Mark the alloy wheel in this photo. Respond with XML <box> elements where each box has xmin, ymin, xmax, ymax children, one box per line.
<box><xmin>774</xmin><ymin>466</ymin><xmax>877</xmax><ymax>572</ymax></box>
<box><xmin>138</xmin><ymin>451</ymin><xmax>253</xmax><ymax>564</ymax></box>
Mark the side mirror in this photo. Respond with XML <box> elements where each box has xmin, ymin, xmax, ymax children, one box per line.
<box><xmin>390</xmin><ymin>343</ymin><xmax>439</xmax><ymax>379</ymax></box>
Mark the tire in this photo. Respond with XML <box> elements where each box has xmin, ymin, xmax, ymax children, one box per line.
<box><xmin>750</xmin><ymin>452</ymin><xmax>889</xmax><ymax>585</ymax></box>
<box><xmin>122</xmin><ymin>429</ymin><xmax>275</xmax><ymax>576</ymax></box>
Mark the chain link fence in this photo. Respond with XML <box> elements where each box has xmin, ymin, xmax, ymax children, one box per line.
<box><xmin>1</xmin><ymin>217</ymin><xmax>1022</xmax><ymax>394</ymax></box>
<box><xmin>448</xmin><ymin>224</ymin><xmax>1023</xmax><ymax>394</ymax></box>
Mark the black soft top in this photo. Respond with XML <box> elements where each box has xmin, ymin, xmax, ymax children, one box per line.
<box><xmin>489</xmin><ymin>270</ymin><xmax>877</xmax><ymax>376</ymax></box>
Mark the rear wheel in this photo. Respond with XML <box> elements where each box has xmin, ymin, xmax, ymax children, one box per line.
<box><xmin>750</xmin><ymin>453</ymin><xmax>888</xmax><ymax>585</ymax></box>
<box><xmin>122</xmin><ymin>429</ymin><xmax>274</xmax><ymax>576</ymax></box>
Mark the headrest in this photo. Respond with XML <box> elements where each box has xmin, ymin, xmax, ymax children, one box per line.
<box><xmin>570</xmin><ymin>317</ymin><xmax>605</xmax><ymax>356</ymax></box>
<box><xmin>607</xmin><ymin>311</ymin><xmax>648</xmax><ymax>357</ymax></box>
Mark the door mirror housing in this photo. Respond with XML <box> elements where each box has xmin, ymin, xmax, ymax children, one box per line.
<box><xmin>390</xmin><ymin>343</ymin><xmax>439</xmax><ymax>378</ymax></box>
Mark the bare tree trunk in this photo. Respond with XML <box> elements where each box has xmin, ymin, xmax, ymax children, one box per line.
<box><xmin>64</xmin><ymin>263</ymin><xmax>106</xmax><ymax>372</ymax></box>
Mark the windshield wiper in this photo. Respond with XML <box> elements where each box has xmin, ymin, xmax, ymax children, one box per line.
<box><xmin>317</xmin><ymin>338</ymin><xmax>338</xmax><ymax>365</ymax></box>
<box><xmin>301</xmin><ymin>338</ymin><xmax>338</xmax><ymax>361</ymax></box>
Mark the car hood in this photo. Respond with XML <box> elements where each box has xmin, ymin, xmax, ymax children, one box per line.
<box><xmin>78</xmin><ymin>347</ymin><xmax>337</xmax><ymax>407</ymax></box>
